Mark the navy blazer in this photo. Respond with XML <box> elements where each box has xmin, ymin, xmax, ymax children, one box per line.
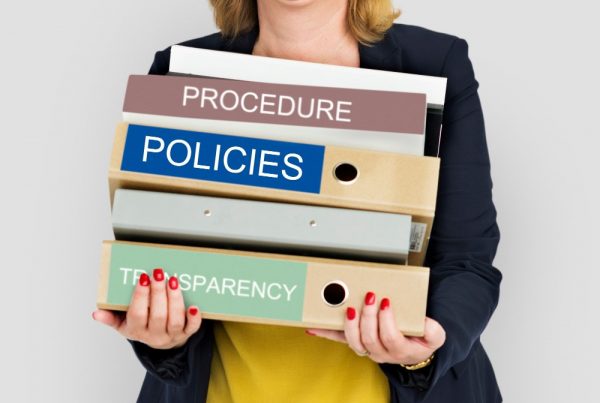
<box><xmin>129</xmin><ymin>23</ymin><xmax>503</xmax><ymax>403</ymax></box>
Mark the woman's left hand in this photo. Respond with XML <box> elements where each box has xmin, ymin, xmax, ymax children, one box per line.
<box><xmin>306</xmin><ymin>292</ymin><xmax>446</xmax><ymax>365</ymax></box>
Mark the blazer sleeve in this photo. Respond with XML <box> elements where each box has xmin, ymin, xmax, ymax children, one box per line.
<box><xmin>380</xmin><ymin>38</ymin><xmax>502</xmax><ymax>400</ymax></box>
<box><xmin>128</xmin><ymin>321</ymin><xmax>213</xmax><ymax>387</ymax></box>
<box><xmin>148</xmin><ymin>49</ymin><xmax>171</xmax><ymax>75</ymax></box>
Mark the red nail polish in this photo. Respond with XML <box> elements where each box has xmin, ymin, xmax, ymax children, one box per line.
<box><xmin>168</xmin><ymin>276</ymin><xmax>179</xmax><ymax>290</ymax></box>
<box><xmin>153</xmin><ymin>268</ymin><xmax>164</xmax><ymax>282</ymax></box>
<box><xmin>380</xmin><ymin>298</ymin><xmax>390</xmax><ymax>311</ymax></box>
<box><xmin>189</xmin><ymin>307</ymin><xmax>198</xmax><ymax>316</ymax></box>
<box><xmin>139</xmin><ymin>273</ymin><xmax>150</xmax><ymax>287</ymax></box>
<box><xmin>365</xmin><ymin>291</ymin><xmax>376</xmax><ymax>306</ymax></box>
<box><xmin>305</xmin><ymin>330</ymin><xmax>316</xmax><ymax>336</ymax></box>
<box><xmin>346</xmin><ymin>307</ymin><xmax>356</xmax><ymax>320</ymax></box>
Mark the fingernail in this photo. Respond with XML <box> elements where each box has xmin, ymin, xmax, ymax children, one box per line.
<box><xmin>365</xmin><ymin>291</ymin><xmax>376</xmax><ymax>306</ymax></box>
<box><xmin>153</xmin><ymin>268</ymin><xmax>164</xmax><ymax>282</ymax></box>
<box><xmin>91</xmin><ymin>312</ymin><xmax>96</xmax><ymax>320</ymax></box>
<box><xmin>168</xmin><ymin>276</ymin><xmax>179</xmax><ymax>290</ymax></box>
<box><xmin>189</xmin><ymin>307</ymin><xmax>198</xmax><ymax>316</ymax></box>
<box><xmin>139</xmin><ymin>273</ymin><xmax>150</xmax><ymax>287</ymax></box>
<box><xmin>346</xmin><ymin>307</ymin><xmax>356</xmax><ymax>320</ymax></box>
<box><xmin>305</xmin><ymin>330</ymin><xmax>316</xmax><ymax>336</ymax></box>
<box><xmin>380</xmin><ymin>298</ymin><xmax>390</xmax><ymax>311</ymax></box>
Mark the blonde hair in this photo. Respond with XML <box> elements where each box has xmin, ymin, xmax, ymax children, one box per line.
<box><xmin>209</xmin><ymin>0</ymin><xmax>400</xmax><ymax>45</ymax></box>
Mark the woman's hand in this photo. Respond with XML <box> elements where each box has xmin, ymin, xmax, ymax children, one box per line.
<box><xmin>306</xmin><ymin>292</ymin><xmax>445</xmax><ymax>366</ymax></box>
<box><xmin>92</xmin><ymin>268</ymin><xmax>202</xmax><ymax>350</ymax></box>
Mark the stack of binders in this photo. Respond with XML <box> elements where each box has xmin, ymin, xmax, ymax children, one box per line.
<box><xmin>97</xmin><ymin>47</ymin><xmax>447</xmax><ymax>337</ymax></box>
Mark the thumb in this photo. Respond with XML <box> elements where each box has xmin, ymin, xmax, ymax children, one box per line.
<box><xmin>92</xmin><ymin>309</ymin><xmax>124</xmax><ymax>330</ymax></box>
<box><xmin>423</xmin><ymin>317</ymin><xmax>446</xmax><ymax>349</ymax></box>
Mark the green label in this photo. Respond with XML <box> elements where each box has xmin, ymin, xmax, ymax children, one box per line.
<box><xmin>108</xmin><ymin>243</ymin><xmax>307</xmax><ymax>321</ymax></box>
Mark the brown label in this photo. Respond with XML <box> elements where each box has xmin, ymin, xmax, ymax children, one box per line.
<box><xmin>123</xmin><ymin>75</ymin><xmax>426</xmax><ymax>134</ymax></box>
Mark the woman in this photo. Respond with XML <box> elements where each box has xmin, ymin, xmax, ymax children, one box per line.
<box><xmin>93</xmin><ymin>0</ymin><xmax>503</xmax><ymax>402</ymax></box>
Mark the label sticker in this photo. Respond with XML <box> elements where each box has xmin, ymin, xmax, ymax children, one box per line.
<box><xmin>108</xmin><ymin>244</ymin><xmax>308</xmax><ymax>322</ymax></box>
<box><xmin>121</xmin><ymin>125</ymin><xmax>325</xmax><ymax>193</ymax></box>
<box><xmin>410</xmin><ymin>223</ymin><xmax>427</xmax><ymax>253</ymax></box>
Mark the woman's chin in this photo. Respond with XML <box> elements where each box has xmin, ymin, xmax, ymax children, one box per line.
<box><xmin>265</xmin><ymin>0</ymin><xmax>325</xmax><ymax>9</ymax></box>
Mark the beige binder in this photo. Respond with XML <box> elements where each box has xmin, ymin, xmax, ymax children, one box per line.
<box><xmin>98</xmin><ymin>241</ymin><xmax>429</xmax><ymax>336</ymax></box>
<box><xmin>109</xmin><ymin>123</ymin><xmax>440</xmax><ymax>266</ymax></box>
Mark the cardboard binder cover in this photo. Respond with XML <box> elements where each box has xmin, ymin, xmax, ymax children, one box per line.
<box><xmin>97</xmin><ymin>241</ymin><xmax>429</xmax><ymax>336</ymax></box>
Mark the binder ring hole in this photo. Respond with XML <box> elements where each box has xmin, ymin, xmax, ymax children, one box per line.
<box><xmin>309</xmin><ymin>220</ymin><xmax>317</xmax><ymax>227</ymax></box>
<box><xmin>203</xmin><ymin>209</ymin><xmax>212</xmax><ymax>217</ymax></box>
<box><xmin>322</xmin><ymin>281</ymin><xmax>348</xmax><ymax>307</ymax></box>
<box><xmin>333</xmin><ymin>163</ymin><xmax>358</xmax><ymax>185</ymax></box>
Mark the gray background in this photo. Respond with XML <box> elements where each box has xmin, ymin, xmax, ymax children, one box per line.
<box><xmin>2</xmin><ymin>0</ymin><xmax>598</xmax><ymax>402</ymax></box>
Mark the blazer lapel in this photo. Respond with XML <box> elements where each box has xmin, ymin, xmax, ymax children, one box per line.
<box><xmin>220</xmin><ymin>25</ymin><xmax>404</xmax><ymax>73</ymax></box>
<box><xmin>358</xmin><ymin>31</ymin><xmax>403</xmax><ymax>72</ymax></box>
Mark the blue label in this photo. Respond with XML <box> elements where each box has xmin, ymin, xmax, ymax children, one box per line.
<box><xmin>121</xmin><ymin>125</ymin><xmax>325</xmax><ymax>193</ymax></box>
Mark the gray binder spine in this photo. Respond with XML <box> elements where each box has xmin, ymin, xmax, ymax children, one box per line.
<box><xmin>112</xmin><ymin>189</ymin><xmax>412</xmax><ymax>263</ymax></box>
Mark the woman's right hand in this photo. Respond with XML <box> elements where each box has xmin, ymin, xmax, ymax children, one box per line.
<box><xmin>92</xmin><ymin>268</ymin><xmax>202</xmax><ymax>349</ymax></box>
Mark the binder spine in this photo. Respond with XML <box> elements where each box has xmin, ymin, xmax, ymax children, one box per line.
<box><xmin>98</xmin><ymin>241</ymin><xmax>429</xmax><ymax>336</ymax></box>
<box><xmin>122</xmin><ymin>74</ymin><xmax>428</xmax><ymax>155</ymax></box>
<box><xmin>112</xmin><ymin>189</ymin><xmax>412</xmax><ymax>263</ymax></box>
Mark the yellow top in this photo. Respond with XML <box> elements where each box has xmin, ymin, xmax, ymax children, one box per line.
<box><xmin>206</xmin><ymin>321</ymin><xmax>390</xmax><ymax>403</ymax></box>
